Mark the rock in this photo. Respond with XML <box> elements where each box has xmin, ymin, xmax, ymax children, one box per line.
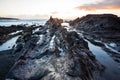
<box><xmin>0</xmin><ymin>25</ymin><xmax>39</xmax><ymax>45</ymax></box>
<box><xmin>45</xmin><ymin>16</ymin><xmax>63</xmax><ymax>29</ymax></box>
<box><xmin>0</xmin><ymin>49</ymin><xmax>16</xmax><ymax>80</ymax></box>
<box><xmin>14</xmin><ymin>42</ymin><xmax>24</xmax><ymax>53</ymax></box>
<box><xmin>70</xmin><ymin>14</ymin><xmax>120</xmax><ymax>52</ymax></box>
<box><xmin>5</xmin><ymin>17</ymin><xmax>105</xmax><ymax>80</ymax></box>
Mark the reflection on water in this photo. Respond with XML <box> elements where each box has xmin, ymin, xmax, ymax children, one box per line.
<box><xmin>0</xmin><ymin>36</ymin><xmax>20</xmax><ymax>51</ymax></box>
<box><xmin>85</xmin><ymin>39</ymin><xmax>120</xmax><ymax>80</ymax></box>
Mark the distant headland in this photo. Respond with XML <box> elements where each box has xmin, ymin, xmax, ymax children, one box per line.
<box><xmin>0</xmin><ymin>17</ymin><xmax>19</xmax><ymax>20</ymax></box>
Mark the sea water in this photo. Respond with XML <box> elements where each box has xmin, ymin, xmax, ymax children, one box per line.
<box><xmin>0</xmin><ymin>19</ymin><xmax>46</xmax><ymax>26</ymax></box>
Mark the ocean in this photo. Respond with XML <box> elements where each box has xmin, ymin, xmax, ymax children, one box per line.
<box><xmin>0</xmin><ymin>19</ymin><xmax>46</xmax><ymax>26</ymax></box>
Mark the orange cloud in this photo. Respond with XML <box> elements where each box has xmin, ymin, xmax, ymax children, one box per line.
<box><xmin>76</xmin><ymin>0</ymin><xmax>120</xmax><ymax>11</ymax></box>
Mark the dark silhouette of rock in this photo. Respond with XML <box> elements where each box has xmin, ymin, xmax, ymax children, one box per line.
<box><xmin>0</xmin><ymin>17</ymin><xmax>19</xmax><ymax>20</ymax></box>
<box><xmin>45</xmin><ymin>16</ymin><xmax>63</xmax><ymax>28</ymax></box>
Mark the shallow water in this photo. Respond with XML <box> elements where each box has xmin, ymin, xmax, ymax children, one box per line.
<box><xmin>85</xmin><ymin>39</ymin><xmax>120</xmax><ymax>80</ymax></box>
<box><xmin>0</xmin><ymin>36</ymin><xmax>20</xmax><ymax>51</ymax></box>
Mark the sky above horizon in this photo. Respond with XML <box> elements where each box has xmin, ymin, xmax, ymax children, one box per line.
<box><xmin>0</xmin><ymin>0</ymin><xmax>120</xmax><ymax>19</ymax></box>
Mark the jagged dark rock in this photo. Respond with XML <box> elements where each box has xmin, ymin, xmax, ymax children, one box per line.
<box><xmin>70</xmin><ymin>14</ymin><xmax>120</xmax><ymax>51</ymax></box>
<box><xmin>0</xmin><ymin>25</ymin><xmax>40</xmax><ymax>45</ymax></box>
<box><xmin>5</xmin><ymin>17</ymin><xmax>105</xmax><ymax>80</ymax></box>
<box><xmin>69</xmin><ymin>14</ymin><xmax>120</xmax><ymax>65</ymax></box>
<box><xmin>45</xmin><ymin>16</ymin><xmax>63</xmax><ymax>28</ymax></box>
<box><xmin>0</xmin><ymin>25</ymin><xmax>42</xmax><ymax>79</ymax></box>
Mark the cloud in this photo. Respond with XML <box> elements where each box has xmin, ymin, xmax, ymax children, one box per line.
<box><xmin>76</xmin><ymin>0</ymin><xmax>120</xmax><ymax>11</ymax></box>
<box><xmin>6</xmin><ymin>14</ymin><xmax>50</xmax><ymax>19</ymax></box>
<box><xmin>51</xmin><ymin>11</ymin><xmax>59</xmax><ymax>15</ymax></box>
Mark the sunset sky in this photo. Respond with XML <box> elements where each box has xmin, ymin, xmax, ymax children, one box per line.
<box><xmin>0</xmin><ymin>0</ymin><xmax>120</xmax><ymax>19</ymax></box>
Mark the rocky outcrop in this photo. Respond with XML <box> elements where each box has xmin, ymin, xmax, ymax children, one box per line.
<box><xmin>70</xmin><ymin>14</ymin><xmax>120</xmax><ymax>28</ymax></box>
<box><xmin>69</xmin><ymin>14</ymin><xmax>120</xmax><ymax>66</ymax></box>
<box><xmin>0</xmin><ymin>25</ymin><xmax>40</xmax><ymax>44</ymax></box>
<box><xmin>45</xmin><ymin>16</ymin><xmax>63</xmax><ymax>28</ymax></box>
<box><xmin>70</xmin><ymin>14</ymin><xmax>120</xmax><ymax>52</ymax></box>
<box><xmin>0</xmin><ymin>25</ymin><xmax>43</xmax><ymax>79</ymax></box>
<box><xmin>6</xmin><ymin>17</ymin><xmax>105</xmax><ymax>80</ymax></box>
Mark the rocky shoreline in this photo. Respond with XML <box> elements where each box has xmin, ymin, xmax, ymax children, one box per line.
<box><xmin>69</xmin><ymin>14</ymin><xmax>120</xmax><ymax>52</ymax></box>
<box><xmin>69</xmin><ymin>14</ymin><xmax>120</xmax><ymax>64</ymax></box>
<box><xmin>5</xmin><ymin>16</ymin><xmax>105</xmax><ymax>80</ymax></box>
<box><xmin>0</xmin><ymin>24</ymin><xmax>42</xmax><ymax>80</ymax></box>
<box><xmin>0</xmin><ymin>14</ymin><xmax>120</xmax><ymax>80</ymax></box>
<box><xmin>0</xmin><ymin>25</ymin><xmax>41</xmax><ymax>44</ymax></box>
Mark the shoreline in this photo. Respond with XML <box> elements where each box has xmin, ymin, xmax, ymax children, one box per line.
<box><xmin>0</xmin><ymin>14</ymin><xmax>120</xmax><ymax>80</ymax></box>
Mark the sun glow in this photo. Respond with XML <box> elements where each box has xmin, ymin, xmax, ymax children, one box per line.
<box><xmin>0</xmin><ymin>0</ymin><xmax>120</xmax><ymax>19</ymax></box>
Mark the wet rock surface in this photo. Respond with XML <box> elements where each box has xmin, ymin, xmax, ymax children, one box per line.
<box><xmin>0</xmin><ymin>25</ymin><xmax>42</xmax><ymax>79</ymax></box>
<box><xmin>70</xmin><ymin>14</ymin><xmax>120</xmax><ymax>52</ymax></box>
<box><xmin>0</xmin><ymin>49</ymin><xmax>17</xmax><ymax>80</ymax></box>
<box><xmin>5</xmin><ymin>17</ymin><xmax>105</xmax><ymax>80</ymax></box>
<box><xmin>70</xmin><ymin>14</ymin><xmax>120</xmax><ymax>64</ymax></box>
<box><xmin>0</xmin><ymin>25</ymin><xmax>40</xmax><ymax>44</ymax></box>
<box><xmin>0</xmin><ymin>15</ymin><xmax>119</xmax><ymax>80</ymax></box>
